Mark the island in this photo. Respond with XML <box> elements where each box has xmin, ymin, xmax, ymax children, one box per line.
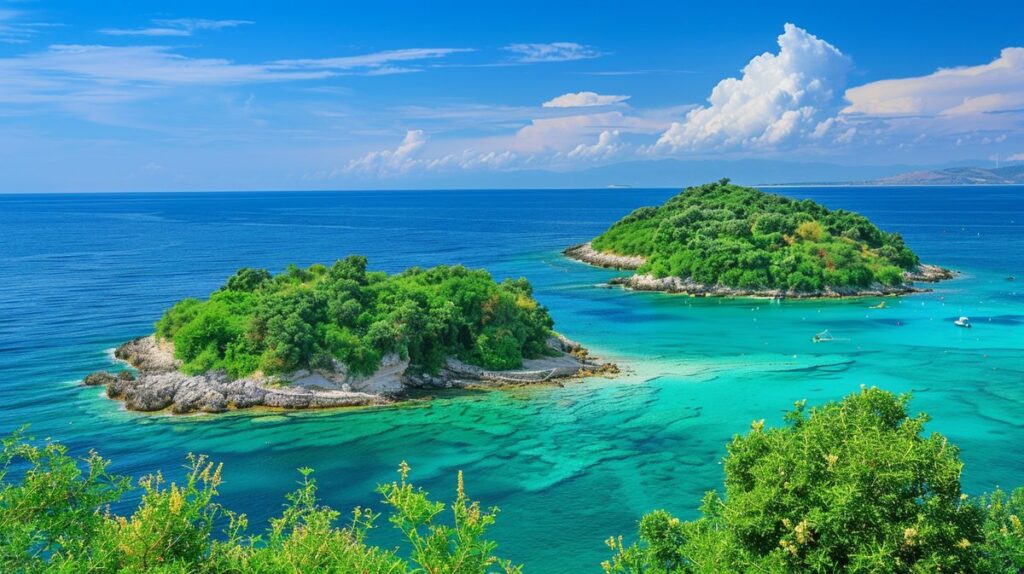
<box><xmin>565</xmin><ymin>179</ymin><xmax>953</xmax><ymax>298</ymax></box>
<box><xmin>84</xmin><ymin>256</ymin><xmax>616</xmax><ymax>414</ymax></box>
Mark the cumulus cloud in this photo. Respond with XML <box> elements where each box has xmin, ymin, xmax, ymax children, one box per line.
<box><xmin>340</xmin><ymin>122</ymin><xmax>639</xmax><ymax>178</ymax></box>
<box><xmin>504</xmin><ymin>42</ymin><xmax>602</xmax><ymax>62</ymax></box>
<box><xmin>565</xmin><ymin>129</ymin><xmax>624</xmax><ymax>160</ymax></box>
<box><xmin>655</xmin><ymin>23</ymin><xmax>851</xmax><ymax>151</ymax></box>
<box><xmin>100</xmin><ymin>18</ymin><xmax>253</xmax><ymax>37</ymax></box>
<box><xmin>341</xmin><ymin>130</ymin><xmax>529</xmax><ymax>177</ymax></box>
<box><xmin>844</xmin><ymin>47</ymin><xmax>1024</xmax><ymax>117</ymax></box>
<box><xmin>345</xmin><ymin>130</ymin><xmax>428</xmax><ymax>176</ymax></box>
<box><xmin>542</xmin><ymin>91</ymin><xmax>630</xmax><ymax>108</ymax></box>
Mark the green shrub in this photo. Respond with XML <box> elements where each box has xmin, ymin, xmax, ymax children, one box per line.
<box><xmin>604</xmin><ymin>388</ymin><xmax>1022</xmax><ymax>573</ymax></box>
<box><xmin>591</xmin><ymin>181</ymin><xmax>923</xmax><ymax>291</ymax></box>
<box><xmin>155</xmin><ymin>258</ymin><xmax>555</xmax><ymax>379</ymax></box>
<box><xmin>0</xmin><ymin>432</ymin><xmax>520</xmax><ymax>574</ymax></box>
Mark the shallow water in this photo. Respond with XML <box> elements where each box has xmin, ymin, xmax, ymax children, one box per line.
<box><xmin>0</xmin><ymin>187</ymin><xmax>1022</xmax><ymax>572</ymax></box>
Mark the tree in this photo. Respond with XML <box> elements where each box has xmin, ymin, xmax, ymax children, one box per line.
<box><xmin>604</xmin><ymin>388</ymin><xmax>1011</xmax><ymax>573</ymax></box>
<box><xmin>222</xmin><ymin>267</ymin><xmax>272</xmax><ymax>292</ymax></box>
<box><xmin>589</xmin><ymin>182</ymin><xmax>925</xmax><ymax>291</ymax></box>
<box><xmin>153</xmin><ymin>258</ymin><xmax>557</xmax><ymax>379</ymax></box>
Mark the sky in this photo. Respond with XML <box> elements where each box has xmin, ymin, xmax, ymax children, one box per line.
<box><xmin>1</xmin><ymin>0</ymin><xmax>1023</xmax><ymax>191</ymax></box>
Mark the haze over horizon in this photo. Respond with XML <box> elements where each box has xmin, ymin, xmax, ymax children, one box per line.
<box><xmin>2</xmin><ymin>1</ymin><xmax>1023</xmax><ymax>192</ymax></box>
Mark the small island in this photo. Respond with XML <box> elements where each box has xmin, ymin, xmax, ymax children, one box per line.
<box><xmin>85</xmin><ymin>256</ymin><xmax>615</xmax><ymax>414</ymax></box>
<box><xmin>566</xmin><ymin>179</ymin><xmax>953</xmax><ymax>298</ymax></box>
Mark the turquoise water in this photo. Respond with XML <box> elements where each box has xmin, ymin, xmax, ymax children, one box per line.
<box><xmin>0</xmin><ymin>187</ymin><xmax>1022</xmax><ymax>572</ymax></box>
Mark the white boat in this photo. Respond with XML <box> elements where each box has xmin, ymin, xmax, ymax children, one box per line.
<box><xmin>812</xmin><ymin>330</ymin><xmax>834</xmax><ymax>343</ymax></box>
<box><xmin>954</xmin><ymin>316</ymin><xmax>971</xmax><ymax>328</ymax></box>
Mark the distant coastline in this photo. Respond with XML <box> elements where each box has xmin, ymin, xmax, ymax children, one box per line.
<box><xmin>766</xmin><ymin>164</ymin><xmax>1024</xmax><ymax>187</ymax></box>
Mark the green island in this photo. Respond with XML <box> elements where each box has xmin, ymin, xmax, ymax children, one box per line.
<box><xmin>565</xmin><ymin>179</ymin><xmax>954</xmax><ymax>297</ymax></box>
<box><xmin>83</xmin><ymin>256</ymin><xmax>614</xmax><ymax>414</ymax></box>
<box><xmin>4</xmin><ymin>388</ymin><xmax>1021</xmax><ymax>572</ymax></box>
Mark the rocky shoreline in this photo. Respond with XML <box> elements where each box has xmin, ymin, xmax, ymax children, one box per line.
<box><xmin>84</xmin><ymin>335</ymin><xmax>617</xmax><ymax>414</ymax></box>
<box><xmin>564</xmin><ymin>242</ymin><xmax>955</xmax><ymax>299</ymax></box>
<box><xmin>563</xmin><ymin>242</ymin><xmax>645</xmax><ymax>270</ymax></box>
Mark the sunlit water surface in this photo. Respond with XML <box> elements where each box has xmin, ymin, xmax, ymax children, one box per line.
<box><xmin>1</xmin><ymin>187</ymin><xmax>1021</xmax><ymax>572</ymax></box>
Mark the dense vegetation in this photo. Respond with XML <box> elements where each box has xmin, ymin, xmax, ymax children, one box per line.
<box><xmin>603</xmin><ymin>388</ymin><xmax>1024</xmax><ymax>573</ymax></box>
<box><xmin>3</xmin><ymin>389</ymin><xmax>1021</xmax><ymax>572</ymax></box>
<box><xmin>154</xmin><ymin>256</ymin><xmax>556</xmax><ymax>378</ymax></box>
<box><xmin>590</xmin><ymin>180</ymin><xmax>921</xmax><ymax>291</ymax></box>
<box><xmin>0</xmin><ymin>432</ymin><xmax>519</xmax><ymax>573</ymax></box>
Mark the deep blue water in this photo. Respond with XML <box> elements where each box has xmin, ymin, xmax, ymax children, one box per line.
<box><xmin>0</xmin><ymin>187</ymin><xmax>1022</xmax><ymax>572</ymax></box>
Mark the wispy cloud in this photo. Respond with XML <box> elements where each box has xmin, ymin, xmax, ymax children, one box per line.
<box><xmin>0</xmin><ymin>44</ymin><xmax>471</xmax><ymax>110</ymax></box>
<box><xmin>503</xmin><ymin>42</ymin><xmax>603</xmax><ymax>62</ymax></box>
<box><xmin>0</xmin><ymin>8</ymin><xmax>60</xmax><ymax>44</ymax></box>
<box><xmin>273</xmin><ymin>48</ymin><xmax>473</xmax><ymax>71</ymax></box>
<box><xmin>579</xmin><ymin>69</ymin><xmax>696</xmax><ymax>76</ymax></box>
<box><xmin>99</xmin><ymin>18</ymin><xmax>253</xmax><ymax>37</ymax></box>
<box><xmin>542</xmin><ymin>91</ymin><xmax>630</xmax><ymax>108</ymax></box>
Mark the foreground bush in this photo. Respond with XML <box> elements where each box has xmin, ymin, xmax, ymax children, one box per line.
<box><xmin>603</xmin><ymin>387</ymin><xmax>1024</xmax><ymax>573</ymax></box>
<box><xmin>3</xmin><ymin>389</ymin><xmax>1021</xmax><ymax>573</ymax></box>
<box><xmin>0</xmin><ymin>432</ymin><xmax>519</xmax><ymax>573</ymax></box>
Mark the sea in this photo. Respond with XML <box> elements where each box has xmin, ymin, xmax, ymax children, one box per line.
<box><xmin>0</xmin><ymin>186</ymin><xmax>1021</xmax><ymax>572</ymax></box>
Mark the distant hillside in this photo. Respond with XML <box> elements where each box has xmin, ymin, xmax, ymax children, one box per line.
<box><xmin>867</xmin><ymin>164</ymin><xmax>1024</xmax><ymax>186</ymax></box>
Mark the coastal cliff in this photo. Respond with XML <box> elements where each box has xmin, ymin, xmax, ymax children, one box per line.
<box><xmin>84</xmin><ymin>334</ymin><xmax>617</xmax><ymax>414</ymax></box>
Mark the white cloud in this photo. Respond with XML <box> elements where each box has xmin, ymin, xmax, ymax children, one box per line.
<box><xmin>566</xmin><ymin>129</ymin><xmax>624</xmax><ymax>160</ymax></box>
<box><xmin>504</xmin><ymin>42</ymin><xmax>602</xmax><ymax>62</ymax></box>
<box><xmin>542</xmin><ymin>91</ymin><xmax>630</xmax><ymax>108</ymax></box>
<box><xmin>99</xmin><ymin>27</ymin><xmax>191</xmax><ymax>38</ymax></box>
<box><xmin>340</xmin><ymin>122</ymin><xmax>639</xmax><ymax>178</ymax></box>
<box><xmin>342</xmin><ymin>130</ymin><xmax>528</xmax><ymax>176</ymax></box>
<box><xmin>1008</xmin><ymin>152</ymin><xmax>1024</xmax><ymax>161</ymax></box>
<box><xmin>512</xmin><ymin>111</ymin><xmax>664</xmax><ymax>153</ymax></box>
<box><xmin>655</xmin><ymin>23</ymin><xmax>851</xmax><ymax>151</ymax></box>
<box><xmin>100</xmin><ymin>18</ymin><xmax>253</xmax><ymax>37</ymax></box>
<box><xmin>0</xmin><ymin>45</ymin><xmax>470</xmax><ymax>107</ymax></box>
<box><xmin>835</xmin><ymin>46</ymin><xmax>1024</xmax><ymax>146</ymax></box>
<box><xmin>843</xmin><ymin>47</ymin><xmax>1024</xmax><ymax>117</ymax></box>
<box><xmin>0</xmin><ymin>9</ymin><xmax>59</xmax><ymax>44</ymax></box>
<box><xmin>426</xmin><ymin>149</ymin><xmax>521</xmax><ymax>171</ymax></box>
<box><xmin>345</xmin><ymin>130</ymin><xmax>428</xmax><ymax>176</ymax></box>
<box><xmin>273</xmin><ymin>48</ymin><xmax>472</xmax><ymax>71</ymax></box>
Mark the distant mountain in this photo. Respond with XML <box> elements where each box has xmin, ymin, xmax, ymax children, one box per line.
<box><xmin>862</xmin><ymin>164</ymin><xmax>1024</xmax><ymax>186</ymax></box>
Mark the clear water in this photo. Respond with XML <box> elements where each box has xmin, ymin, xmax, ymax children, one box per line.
<box><xmin>0</xmin><ymin>187</ymin><xmax>1022</xmax><ymax>572</ymax></box>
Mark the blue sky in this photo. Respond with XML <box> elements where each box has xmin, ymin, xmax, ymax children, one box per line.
<box><xmin>2</xmin><ymin>0</ymin><xmax>1023</xmax><ymax>191</ymax></box>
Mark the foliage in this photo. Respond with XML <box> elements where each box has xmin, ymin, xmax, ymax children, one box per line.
<box><xmin>603</xmin><ymin>387</ymin><xmax>1023</xmax><ymax>573</ymax></box>
<box><xmin>154</xmin><ymin>256</ymin><xmax>555</xmax><ymax>378</ymax></box>
<box><xmin>0</xmin><ymin>432</ymin><xmax>519</xmax><ymax>573</ymax></box>
<box><xmin>974</xmin><ymin>488</ymin><xmax>1024</xmax><ymax>572</ymax></box>
<box><xmin>590</xmin><ymin>179</ymin><xmax>921</xmax><ymax>291</ymax></box>
<box><xmin>3</xmin><ymin>389</ymin><xmax>1023</xmax><ymax>573</ymax></box>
